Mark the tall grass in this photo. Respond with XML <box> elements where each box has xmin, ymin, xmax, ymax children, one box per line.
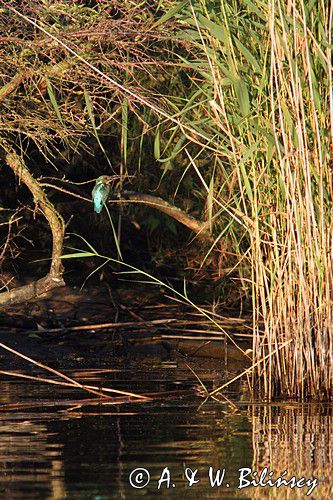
<box><xmin>250</xmin><ymin>0</ymin><xmax>333</xmax><ymax>400</ymax></box>
<box><xmin>165</xmin><ymin>0</ymin><xmax>332</xmax><ymax>399</ymax></box>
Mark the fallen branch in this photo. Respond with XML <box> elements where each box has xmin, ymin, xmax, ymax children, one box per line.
<box><xmin>39</xmin><ymin>181</ymin><xmax>213</xmax><ymax>241</ymax></box>
<box><xmin>0</xmin><ymin>142</ymin><xmax>65</xmax><ymax>307</ymax></box>
<box><xmin>0</xmin><ymin>341</ymin><xmax>149</xmax><ymax>400</ymax></box>
<box><xmin>111</xmin><ymin>191</ymin><xmax>212</xmax><ymax>241</ymax></box>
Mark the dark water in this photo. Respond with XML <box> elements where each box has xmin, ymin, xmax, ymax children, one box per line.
<box><xmin>0</xmin><ymin>366</ymin><xmax>332</xmax><ymax>499</ymax></box>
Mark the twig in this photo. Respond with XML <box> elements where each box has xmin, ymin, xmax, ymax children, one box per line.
<box><xmin>0</xmin><ymin>370</ymin><xmax>151</xmax><ymax>400</ymax></box>
<box><xmin>40</xmin><ymin>181</ymin><xmax>212</xmax><ymax>241</ymax></box>
<box><xmin>24</xmin><ymin>318</ymin><xmax>176</xmax><ymax>335</ymax></box>
<box><xmin>0</xmin><ymin>342</ymin><xmax>148</xmax><ymax>400</ymax></box>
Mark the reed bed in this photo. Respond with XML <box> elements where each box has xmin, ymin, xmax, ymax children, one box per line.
<box><xmin>244</xmin><ymin>0</ymin><xmax>332</xmax><ymax>401</ymax></box>
<box><xmin>249</xmin><ymin>0</ymin><xmax>333</xmax><ymax>401</ymax></box>
<box><xmin>164</xmin><ymin>0</ymin><xmax>333</xmax><ymax>399</ymax></box>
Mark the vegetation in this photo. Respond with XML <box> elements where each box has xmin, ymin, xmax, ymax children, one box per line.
<box><xmin>0</xmin><ymin>1</ymin><xmax>332</xmax><ymax>401</ymax></box>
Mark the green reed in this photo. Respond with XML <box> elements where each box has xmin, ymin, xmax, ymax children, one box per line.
<box><xmin>164</xmin><ymin>0</ymin><xmax>332</xmax><ymax>399</ymax></box>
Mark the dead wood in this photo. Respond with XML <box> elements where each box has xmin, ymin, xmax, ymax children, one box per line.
<box><xmin>0</xmin><ymin>142</ymin><xmax>65</xmax><ymax>307</ymax></box>
<box><xmin>111</xmin><ymin>191</ymin><xmax>212</xmax><ymax>241</ymax></box>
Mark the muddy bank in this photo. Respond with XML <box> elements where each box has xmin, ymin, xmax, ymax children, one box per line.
<box><xmin>0</xmin><ymin>284</ymin><xmax>251</xmax><ymax>380</ymax></box>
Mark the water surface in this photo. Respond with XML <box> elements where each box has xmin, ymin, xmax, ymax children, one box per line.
<box><xmin>0</xmin><ymin>365</ymin><xmax>332</xmax><ymax>499</ymax></box>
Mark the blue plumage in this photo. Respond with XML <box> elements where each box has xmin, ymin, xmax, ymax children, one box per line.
<box><xmin>92</xmin><ymin>177</ymin><xmax>110</xmax><ymax>213</ymax></box>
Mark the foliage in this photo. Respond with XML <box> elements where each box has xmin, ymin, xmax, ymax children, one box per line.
<box><xmin>0</xmin><ymin>0</ymin><xmax>212</xmax><ymax>273</ymax></box>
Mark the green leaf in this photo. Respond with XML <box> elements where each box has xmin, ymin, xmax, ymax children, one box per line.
<box><xmin>242</xmin><ymin>0</ymin><xmax>267</xmax><ymax>21</ymax></box>
<box><xmin>153</xmin><ymin>0</ymin><xmax>189</xmax><ymax>28</ymax></box>
<box><xmin>84</xmin><ymin>89</ymin><xmax>95</xmax><ymax>128</ymax></box>
<box><xmin>199</xmin><ymin>16</ymin><xmax>228</xmax><ymax>45</ymax></box>
<box><xmin>45</xmin><ymin>77</ymin><xmax>64</xmax><ymax>126</ymax></box>
<box><xmin>84</xmin><ymin>89</ymin><xmax>113</xmax><ymax>169</ymax></box>
<box><xmin>154</xmin><ymin>126</ymin><xmax>160</xmax><ymax>160</ymax></box>
<box><xmin>233</xmin><ymin>38</ymin><xmax>261</xmax><ymax>73</ymax></box>
<box><xmin>234</xmin><ymin>79</ymin><xmax>250</xmax><ymax>117</ymax></box>
<box><xmin>239</xmin><ymin>162</ymin><xmax>253</xmax><ymax>202</ymax></box>
<box><xmin>122</xmin><ymin>98</ymin><xmax>128</xmax><ymax>166</ymax></box>
<box><xmin>61</xmin><ymin>252</ymin><xmax>96</xmax><ymax>259</ymax></box>
<box><xmin>158</xmin><ymin>135</ymin><xmax>186</xmax><ymax>163</ymax></box>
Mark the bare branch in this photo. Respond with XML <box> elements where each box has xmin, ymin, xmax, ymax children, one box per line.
<box><xmin>0</xmin><ymin>142</ymin><xmax>65</xmax><ymax>307</ymax></box>
<box><xmin>111</xmin><ymin>191</ymin><xmax>212</xmax><ymax>241</ymax></box>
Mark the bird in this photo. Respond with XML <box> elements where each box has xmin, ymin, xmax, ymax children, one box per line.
<box><xmin>92</xmin><ymin>175</ymin><xmax>112</xmax><ymax>213</ymax></box>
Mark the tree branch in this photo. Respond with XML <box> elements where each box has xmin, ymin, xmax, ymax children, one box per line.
<box><xmin>37</xmin><ymin>182</ymin><xmax>213</xmax><ymax>241</ymax></box>
<box><xmin>0</xmin><ymin>142</ymin><xmax>65</xmax><ymax>307</ymax></box>
<box><xmin>111</xmin><ymin>191</ymin><xmax>212</xmax><ymax>241</ymax></box>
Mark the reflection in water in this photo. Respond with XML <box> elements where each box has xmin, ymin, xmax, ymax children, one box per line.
<box><xmin>0</xmin><ymin>418</ymin><xmax>65</xmax><ymax>499</ymax></box>
<box><xmin>251</xmin><ymin>405</ymin><xmax>333</xmax><ymax>498</ymax></box>
<box><xmin>0</xmin><ymin>380</ymin><xmax>66</xmax><ymax>500</ymax></box>
<box><xmin>0</xmin><ymin>375</ymin><xmax>332</xmax><ymax>498</ymax></box>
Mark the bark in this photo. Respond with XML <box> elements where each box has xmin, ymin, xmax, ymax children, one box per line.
<box><xmin>0</xmin><ymin>142</ymin><xmax>65</xmax><ymax>307</ymax></box>
<box><xmin>111</xmin><ymin>191</ymin><xmax>212</xmax><ymax>241</ymax></box>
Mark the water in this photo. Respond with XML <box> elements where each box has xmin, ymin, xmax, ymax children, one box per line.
<box><xmin>0</xmin><ymin>366</ymin><xmax>332</xmax><ymax>499</ymax></box>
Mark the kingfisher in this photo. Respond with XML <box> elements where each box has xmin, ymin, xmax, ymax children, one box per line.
<box><xmin>92</xmin><ymin>175</ymin><xmax>115</xmax><ymax>213</ymax></box>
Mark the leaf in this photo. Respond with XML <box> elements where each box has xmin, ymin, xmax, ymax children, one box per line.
<box><xmin>154</xmin><ymin>126</ymin><xmax>160</xmax><ymax>160</ymax></box>
<box><xmin>158</xmin><ymin>135</ymin><xmax>186</xmax><ymax>163</ymax></box>
<box><xmin>121</xmin><ymin>98</ymin><xmax>128</xmax><ymax>166</ymax></box>
<box><xmin>198</xmin><ymin>16</ymin><xmax>228</xmax><ymax>45</ymax></box>
<box><xmin>61</xmin><ymin>252</ymin><xmax>96</xmax><ymax>259</ymax></box>
<box><xmin>241</xmin><ymin>140</ymin><xmax>260</xmax><ymax>163</ymax></box>
<box><xmin>152</xmin><ymin>0</ymin><xmax>189</xmax><ymax>28</ymax></box>
<box><xmin>234</xmin><ymin>78</ymin><xmax>250</xmax><ymax>117</ymax></box>
<box><xmin>207</xmin><ymin>174</ymin><xmax>214</xmax><ymax>232</ymax></box>
<box><xmin>45</xmin><ymin>77</ymin><xmax>64</xmax><ymax>126</ymax></box>
<box><xmin>84</xmin><ymin>89</ymin><xmax>113</xmax><ymax>169</ymax></box>
<box><xmin>233</xmin><ymin>38</ymin><xmax>261</xmax><ymax>73</ymax></box>
<box><xmin>239</xmin><ymin>162</ymin><xmax>253</xmax><ymax>203</ymax></box>
<box><xmin>84</xmin><ymin>89</ymin><xmax>95</xmax><ymax>128</ymax></box>
<box><xmin>242</xmin><ymin>0</ymin><xmax>267</xmax><ymax>21</ymax></box>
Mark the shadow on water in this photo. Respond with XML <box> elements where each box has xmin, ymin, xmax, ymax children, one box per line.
<box><xmin>0</xmin><ymin>367</ymin><xmax>332</xmax><ymax>499</ymax></box>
